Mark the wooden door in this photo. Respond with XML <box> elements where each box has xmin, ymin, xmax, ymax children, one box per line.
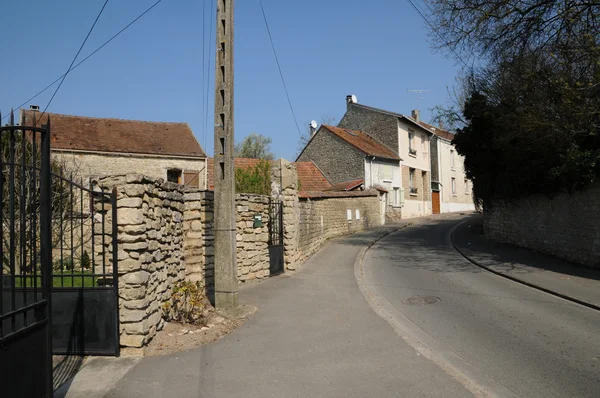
<box><xmin>432</xmin><ymin>191</ymin><xmax>441</xmax><ymax>214</ymax></box>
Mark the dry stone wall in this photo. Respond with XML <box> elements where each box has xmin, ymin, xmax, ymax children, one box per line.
<box><xmin>296</xmin><ymin>193</ymin><xmax>381</xmax><ymax>265</ymax></box>
<box><xmin>236</xmin><ymin>194</ymin><xmax>270</xmax><ymax>281</ymax></box>
<box><xmin>484</xmin><ymin>182</ymin><xmax>600</xmax><ymax>269</ymax></box>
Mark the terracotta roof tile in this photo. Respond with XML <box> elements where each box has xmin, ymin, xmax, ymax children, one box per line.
<box><xmin>293</xmin><ymin>161</ymin><xmax>332</xmax><ymax>191</ymax></box>
<box><xmin>21</xmin><ymin>110</ymin><xmax>205</xmax><ymax>158</ymax></box>
<box><xmin>298</xmin><ymin>189</ymin><xmax>379</xmax><ymax>199</ymax></box>
<box><xmin>415</xmin><ymin>120</ymin><xmax>455</xmax><ymax>141</ymax></box>
<box><xmin>325</xmin><ymin>178</ymin><xmax>364</xmax><ymax>192</ymax></box>
<box><xmin>322</xmin><ymin>125</ymin><xmax>400</xmax><ymax>161</ymax></box>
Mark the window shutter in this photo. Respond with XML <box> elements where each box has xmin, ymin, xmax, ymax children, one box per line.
<box><xmin>184</xmin><ymin>170</ymin><xmax>200</xmax><ymax>187</ymax></box>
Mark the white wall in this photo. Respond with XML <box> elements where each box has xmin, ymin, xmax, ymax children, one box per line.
<box><xmin>364</xmin><ymin>158</ymin><xmax>402</xmax><ymax>207</ymax></box>
<box><xmin>398</xmin><ymin>119</ymin><xmax>431</xmax><ymax>172</ymax></box>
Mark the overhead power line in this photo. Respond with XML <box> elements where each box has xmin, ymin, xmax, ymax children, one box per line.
<box><xmin>404</xmin><ymin>0</ymin><xmax>470</xmax><ymax>69</ymax></box>
<box><xmin>38</xmin><ymin>0</ymin><xmax>110</xmax><ymax>121</ymax></box>
<box><xmin>257</xmin><ymin>0</ymin><xmax>303</xmax><ymax>138</ymax></box>
<box><xmin>2</xmin><ymin>0</ymin><xmax>163</xmax><ymax>122</ymax></box>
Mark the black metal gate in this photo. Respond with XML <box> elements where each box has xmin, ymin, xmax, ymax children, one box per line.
<box><xmin>1</xmin><ymin>112</ymin><xmax>120</xmax><ymax>395</ymax></box>
<box><xmin>50</xmin><ymin>174</ymin><xmax>119</xmax><ymax>356</ymax></box>
<box><xmin>0</xmin><ymin>112</ymin><xmax>53</xmax><ymax>397</ymax></box>
<box><xmin>268</xmin><ymin>197</ymin><xmax>284</xmax><ymax>274</ymax></box>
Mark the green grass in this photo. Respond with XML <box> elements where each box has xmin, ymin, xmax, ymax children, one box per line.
<box><xmin>8</xmin><ymin>271</ymin><xmax>98</xmax><ymax>288</ymax></box>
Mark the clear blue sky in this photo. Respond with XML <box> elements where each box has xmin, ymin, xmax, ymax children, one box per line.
<box><xmin>2</xmin><ymin>0</ymin><xmax>461</xmax><ymax>161</ymax></box>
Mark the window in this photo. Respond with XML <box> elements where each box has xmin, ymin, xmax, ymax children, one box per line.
<box><xmin>167</xmin><ymin>169</ymin><xmax>182</xmax><ymax>184</ymax></box>
<box><xmin>451</xmin><ymin>177</ymin><xmax>456</xmax><ymax>195</ymax></box>
<box><xmin>394</xmin><ymin>187</ymin><xmax>400</xmax><ymax>206</ymax></box>
<box><xmin>382</xmin><ymin>164</ymin><xmax>393</xmax><ymax>181</ymax></box>
<box><xmin>450</xmin><ymin>150</ymin><xmax>455</xmax><ymax>169</ymax></box>
<box><xmin>464</xmin><ymin>178</ymin><xmax>469</xmax><ymax>194</ymax></box>
<box><xmin>408</xmin><ymin>131</ymin><xmax>416</xmax><ymax>156</ymax></box>
<box><xmin>409</xmin><ymin>168</ymin><xmax>417</xmax><ymax>194</ymax></box>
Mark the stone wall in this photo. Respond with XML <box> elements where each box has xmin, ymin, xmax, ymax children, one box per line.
<box><xmin>484</xmin><ymin>182</ymin><xmax>600</xmax><ymax>268</ymax></box>
<box><xmin>98</xmin><ymin>174</ymin><xmax>187</xmax><ymax>355</ymax></box>
<box><xmin>98</xmin><ymin>174</ymin><xmax>276</xmax><ymax>355</ymax></box>
<box><xmin>296</xmin><ymin>126</ymin><xmax>365</xmax><ymax>185</ymax></box>
<box><xmin>55</xmin><ymin>151</ymin><xmax>207</xmax><ymax>189</ymax></box>
<box><xmin>236</xmin><ymin>194</ymin><xmax>270</xmax><ymax>282</ymax></box>
<box><xmin>296</xmin><ymin>191</ymin><xmax>381</xmax><ymax>265</ymax></box>
<box><xmin>339</xmin><ymin>103</ymin><xmax>399</xmax><ymax>152</ymax></box>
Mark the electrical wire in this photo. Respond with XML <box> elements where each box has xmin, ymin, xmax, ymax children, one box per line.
<box><xmin>2</xmin><ymin>0</ymin><xmax>163</xmax><ymax>122</ymax></box>
<box><xmin>257</xmin><ymin>0</ymin><xmax>303</xmax><ymax>138</ymax></box>
<box><xmin>38</xmin><ymin>0</ymin><xmax>110</xmax><ymax>121</ymax></box>
<box><xmin>405</xmin><ymin>0</ymin><xmax>470</xmax><ymax>69</ymax></box>
<box><xmin>204</xmin><ymin>0</ymin><xmax>215</xmax><ymax>150</ymax></box>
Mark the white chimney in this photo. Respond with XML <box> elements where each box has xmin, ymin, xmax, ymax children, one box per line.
<box><xmin>30</xmin><ymin>105</ymin><xmax>40</xmax><ymax>111</ymax></box>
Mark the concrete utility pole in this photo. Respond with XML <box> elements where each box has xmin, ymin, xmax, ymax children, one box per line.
<box><xmin>213</xmin><ymin>0</ymin><xmax>238</xmax><ymax>308</ymax></box>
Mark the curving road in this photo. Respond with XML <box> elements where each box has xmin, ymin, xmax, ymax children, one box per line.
<box><xmin>361</xmin><ymin>216</ymin><xmax>600</xmax><ymax>397</ymax></box>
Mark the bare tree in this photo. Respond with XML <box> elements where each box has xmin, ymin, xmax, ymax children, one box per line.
<box><xmin>296</xmin><ymin>114</ymin><xmax>337</xmax><ymax>158</ymax></box>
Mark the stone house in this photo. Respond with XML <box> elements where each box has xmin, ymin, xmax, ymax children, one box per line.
<box><xmin>296</xmin><ymin>124</ymin><xmax>401</xmax><ymax>215</ymax></box>
<box><xmin>337</xmin><ymin>98</ymin><xmax>433</xmax><ymax>218</ymax></box>
<box><xmin>21</xmin><ymin>110</ymin><xmax>208</xmax><ymax>188</ymax></box>
<box><xmin>418</xmin><ymin>120</ymin><xmax>475</xmax><ymax>214</ymax></box>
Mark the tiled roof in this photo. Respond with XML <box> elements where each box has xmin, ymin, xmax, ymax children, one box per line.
<box><xmin>206</xmin><ymin>158</ymin><xmax>271</xmax><ymax>190</ymax></box>
<box><xmin>294</xmin><ymin>161</ymin><xmax>332</xmax><ymax>191</ymax></box>
<box><xmin>322</xmin><ymin>125</ymin><xmax>400</xmax><ymax>161</ymax></box>
<box><xmin>298</xmin><ymin>188</ymin><xmax>379</xmax><ymax>199</ymax></box>
<box><xmin>21</xmin><ymin>110</ymin><xmax>205</xmax><ymax>158</ymax></box>
<box><xmin>325</xmin><ymin>178</ymin><xmax>364</xmax><ymax>192</ymax></box>
<box><xmin>415</xmin><ymin>120</ymin><xmax>455</xmax><ymax>141</ymax></box>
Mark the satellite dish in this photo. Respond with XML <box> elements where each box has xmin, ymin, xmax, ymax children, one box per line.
<box><xmin>310</xmin><ymin>120</ymin><xmax>318</xmax><ymax>129</ymax></box>
<box><xmin>351</xmin><ymin>94</ymin><xmax>358</xmax><ymax>103</ymax></box>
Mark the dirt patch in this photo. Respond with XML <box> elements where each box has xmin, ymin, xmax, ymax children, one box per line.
<box><xmin>145</xmin><ymin>304</ymin><xmax>257</xmax><ymax>356</ymax></box>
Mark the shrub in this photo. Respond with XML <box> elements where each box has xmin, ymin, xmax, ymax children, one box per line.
<box><xmin>162</xmin><ymin>281</ymin><xmax>207</xmax><ymax>325</ymax></box>
<box><xmin>80</xmin><ymin>251</ymin><xmax>90</xmax><ymax>270</ymax></box>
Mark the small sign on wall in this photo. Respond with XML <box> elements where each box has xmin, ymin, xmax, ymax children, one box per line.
<box><xmin>347</xmin><ymin>209</ymin><xmax>352</xmax><ymax>221</ymax></box>
<box><xmin>253</xmin><ymin>214</ymin><xmax>263</xmax><ymax>228</ymax></box>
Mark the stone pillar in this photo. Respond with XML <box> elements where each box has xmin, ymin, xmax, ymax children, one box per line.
<box><xmin>278</xmin><ymin>159</ymin><xmax>300</xmax><ymax>271</ymax></box>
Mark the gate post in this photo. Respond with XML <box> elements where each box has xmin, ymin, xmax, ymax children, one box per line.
<box><xmin>40</xmin><ymin>116</ymin><xmax>53</xmax><ymax>395</ymax></box>
<box><xmin>111</xmin><ymin>187</ymin><xmax>120</xmax><ymax>356</ymax></box>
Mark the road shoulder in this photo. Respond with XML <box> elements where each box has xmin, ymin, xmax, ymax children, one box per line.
<box><xmin>451</xmin><ymin>214</ymin><xmax>600</xmax><ymax>310</ymax></box>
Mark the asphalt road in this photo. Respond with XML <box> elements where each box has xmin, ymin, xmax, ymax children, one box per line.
<box><xmin>362</xmin><ymin>217</ymin><xmax>600</xmax><ymax>398</ymax></box>
<box><xmin>106</xmin><ymin>226</ymin><xmax>472</xmax><ymax>398</ymax></box>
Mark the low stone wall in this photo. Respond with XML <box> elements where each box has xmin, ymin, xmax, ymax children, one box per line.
<box><xmin>484</xmin><ymin>182</ymin><xmax>600</xmax><ymax>268</ymax></box>
<box><xmin>295</xmin><ymin>191</ymin><xmax>382</xmax><ymax>265</ymax></box>
<box><xmin>99</xmin><ymin>175</ymin><xmax>275</xmax><ymax>354</ymax></box>
<box><xmin>236</xmin><ymin>194</ymin><xmax>270</xmax><ymax>282</ymax></box>
<box><xmin>98</xmin><ymin>175</ymin><xmax>187</xmax><ymax>355</ymax></box>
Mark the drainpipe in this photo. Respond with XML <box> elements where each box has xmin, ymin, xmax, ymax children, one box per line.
<box><xmin>369</xmin><ymin>156</ymin><xmax>375</xmax><ymax>187</ymax></box>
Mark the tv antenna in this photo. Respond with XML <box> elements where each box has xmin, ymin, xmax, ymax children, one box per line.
<box><xmin>406</xmin><ymin>89</ymin><xmax>430</xmax><ymax>111</ymax></box>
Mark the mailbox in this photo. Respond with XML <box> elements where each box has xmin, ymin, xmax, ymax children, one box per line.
<box><xmin>253</xmin><ymin>214</ymin><xmax>263</xmax><ymax>228</ymax></box>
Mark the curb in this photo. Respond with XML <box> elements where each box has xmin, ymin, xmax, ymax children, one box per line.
<box><xmin>449</xmin><ymin>218</ymin><xmax>600</xmax><ymax>312</ymax></box>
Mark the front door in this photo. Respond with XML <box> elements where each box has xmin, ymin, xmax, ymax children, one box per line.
<box><xmin>432</xmin><ymin>191</ymin><xmax>441</xmax><ymax>214</ymax></box>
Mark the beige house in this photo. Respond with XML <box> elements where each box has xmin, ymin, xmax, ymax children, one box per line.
<box><xmin>338</xmin><ymin>99</ymin><xmax>433</xmax><ymax>219</ymax></box>
<box><xmin>398</xmin><ymin>115</ymin><xmax>432</xmax><ymax>218</ymax></box>
<box><xmin>21</xmin><ymin>110</ymin><xmax>207</xmax><ymax>188</ymax></box>
<box><xmin>417</xmin><ymin>119</ymin><xmax>475</xmax><ymax>214</ymax></box>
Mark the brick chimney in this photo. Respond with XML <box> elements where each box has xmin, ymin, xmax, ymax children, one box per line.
<box><xmin>411</xmin><ymin>109</ymin><xmax>420</xmax><ymax>122</ymax></box>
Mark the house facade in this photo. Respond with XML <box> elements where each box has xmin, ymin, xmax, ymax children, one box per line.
<box><xmin>296</xmin><ymin>124</ymin><xmax>401</xmax><ymax>215</ymax></box>
<box><xmin>21</xmin><ymin>110</ymin><xmax>208</xmax><ymax>188</ymax></box>
<box><xmin>338</xmin><ymin>98</ymin><xmax>433</xmax><ymax>218</ymax></box>
<box><xmin>419</xmin><ymin>120</ymin><xmax>475</xmax><ymax>214</ymax></box>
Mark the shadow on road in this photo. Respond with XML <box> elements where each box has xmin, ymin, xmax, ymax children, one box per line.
<box><xmin>454</xmin><ymin>215</ymin><xmax>600</xmax><ymax>282</ymax></box>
